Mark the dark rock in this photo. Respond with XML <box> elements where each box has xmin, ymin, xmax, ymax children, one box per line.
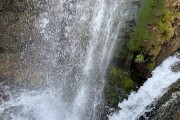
<box><xmin>131</xmin><ymin>0</ymin><xmax>140</xmax><ymax>7</ymax></box>
<box><xmin>0</xmin><ymin>89</ymin><xmax>10</xmax><ymax>102</ymax></box>
<box><xmin>143</xmin><ymin>79</ymin><xmax>180</xmax><ymax>120</ymax></box>
<box><xmin>171</xmin><ymin>62</ymin><xmax>180</xmax><ymax>72</ymax></box>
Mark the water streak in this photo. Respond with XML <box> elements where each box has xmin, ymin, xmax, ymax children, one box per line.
<box><xmin>0</xmin><ymin>0</ymin><xmax>137</xmax><ymax>120</ymax></box>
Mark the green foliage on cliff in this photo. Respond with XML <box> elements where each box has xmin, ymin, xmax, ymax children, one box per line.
<box><xmin>105</xmin><ymin>0</ymin><xmax>179</xmax><ymax>109</ymax></box>
<box><xmin>147</xmin><ymin>60</ymin><xmax>156</xmax><ymax>71</ymax></box>
<box><xmin>127</xmin><ymin>0</ymin><xmax>175</xmax><ymax>57</ymax></box>
<box><xmin>135</xmin><ymin>54</ymin><xmax>145</xmax><ymax>63</ymax></box>
<box><xmin>104</xmin><ymin>66</ymin><xmax>135</xmax><ymax>107</ymax></box>
<box><xmin>109</xmin><ymin>67</ymin><xmax>123</xmax><ymax>87</ymax></box>
<box><xmin>128</xmin><ymin>0</ymin><xmax>156</xmax><ymax>51</ymax></box>
<box><xmin>124</xmin><ymin>78</ymin><xmax>134</xmax><ymax>92</ymax></box>
<box><xmin>109</xmin><ymin>66</ymin><xmax>135</xmax><ymax>90</ymax></box>
<box><xmin>104</xmin><ymin>84</ymin><xmax>119</xmax><ymax>107</ymax></box>
<box><xmin>123</xmin><ymin>0</ymin><xmax>179</xmax><ymax>79</ymax></box>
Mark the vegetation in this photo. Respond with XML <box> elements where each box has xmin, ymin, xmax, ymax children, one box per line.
<box><xmin>125</xmin><ymin>0</ymin><xmax>178</xmax><ymax>78</ymax></box>
<box><xmin>104</xmin><ymin>84</ymin><xmax>119</xmax><ymax>107</ymax></box>
<box><xmin>105</xmin><ymin>0</ymin><xmax>179</xmax><ymax>108</ymax></box>
<box><xmin>126</xmin><ymin>0</ymin><xmax>178</xmax><ymax>63</ymax></box>
<box><xmin>104</xmin><ymin>66</ymin><xmax>135</xmax><ymax>107</ymax></box>
<box><xmin>127</xmin><ymin>0</ymin><xmax>175</xmax><ymax>54</ymax></box>
<box><xmin>135</xmin><ymin>54</ymin><xmax>145</xmax><ymax>63</ymax></box>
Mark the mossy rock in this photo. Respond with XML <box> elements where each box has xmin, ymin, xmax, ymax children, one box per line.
<box><xmin>124</xmin><ymin>78</ymin><xmax>135</xmax><ymax>92</ymax></box>
<box><xmin>104</xmin><ymin>84</ymin><xmax>119</xmax><ymax>107</ymax></box>
<box><xmin>109</xmin><ymin>66</ymin><xmax>135</xmax><ymax>91</ymax></box>
<box><xmin>124</xmin><ymin>0</ymin><xmax>179</xmax><ymax>79</ymax></box>
<box><xmin>104</xmin><ymin>66</ymin><xmax>136</xmax><ymax>108</ymax></box>
<box><xmin>109</xmin><ymin>67</ymin><xmax>123</xmax><ymax>86</ymax></box>
<box><xmin>127</xmin><ymin>0</ymin><xmax>176</xmax><ymax>56</ymax></box>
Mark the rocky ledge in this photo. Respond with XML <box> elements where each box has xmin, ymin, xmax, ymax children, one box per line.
<box><xmin>137</xmin><ymin>59</ymin><xmax>180</xmax><ymax>120</ymax></box>
<box><xmin>147</xmin><ymin>79</ymin><xmax>180</xmax><ymax>120</ymax></box>
<box><xmin>105</xmin><ymin>0</ymin><xmax>180</xmax><ymax>111</ymax></box>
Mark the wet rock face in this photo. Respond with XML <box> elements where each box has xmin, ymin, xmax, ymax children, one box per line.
<box><xmin>156</xmin><ymin>17</ymin><xmax>180</xmax><ymax>66</ymax></box>
<box><xmin>0</xmin><ymin>89</ymin><xmax>10</xmax><ymax>102</ymax></box>
<box><xmin>0</xmin><ymin>0</ymin><xmax>46</xmax><ymax>82</ymax></box>
<box><xmin>171</xmin><ymin>61</ymin><xmax>180</xmax><ymax>72</ymax></box>
<box><xmin>0</xmin><ymin>0</ymin><xmax>47</xmax><ymax>13</ymax></box>
<box><xmin>147</xmin><ymin>79</ymin><xmax>180</xmax><ymax>120</ymax></box>
<box><xmin>126</xmin><ymin>0</ymin><xmax>180</xmax><ymax>79</ymax></box>
<box><xmin>0</xmin><ymin>0</ymin><xmax>47</xmax><ymax>53</ymax></box>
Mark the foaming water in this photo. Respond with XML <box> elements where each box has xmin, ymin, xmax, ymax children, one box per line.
<box><xmin>0</xmin><ymin>0</ymin><xmax>138</xmax><ymax>120</ymax></box>
<box><xmin>109</xmin><ymin>55</ymin><xmax>180</xmax><ymax>120</ymax></box>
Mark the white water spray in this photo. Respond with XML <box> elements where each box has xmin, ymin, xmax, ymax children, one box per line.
<box><xmin>0</xmin><ymin>0</ymin><xmax>137</xmax><ymax>120</ymax></box>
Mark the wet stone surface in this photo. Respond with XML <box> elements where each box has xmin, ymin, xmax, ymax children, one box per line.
<box><xmin>171</xmin><ymin>62</ymin><xmax>180</xmax><ymax>72</ymax></box>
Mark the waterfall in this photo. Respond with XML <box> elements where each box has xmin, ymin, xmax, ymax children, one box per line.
<box><xmin>0</xmin><ymin>0</ymin><xmax>137</xmax><ymax>120</ymax></box>
<box><xmin>109</xmin><ymin>54</ymin><xmax>180</xmax><ymax>120</ymax></box>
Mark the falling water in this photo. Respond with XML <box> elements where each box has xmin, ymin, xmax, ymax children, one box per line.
<box><xmin>109</xmin><ymin>54</ymin><xmax>180</xmax><ymax>120</ymax></box>
<box><xmin>0</xmin><ymin>0</ymin><xmax>137</xmax><ymax>120</ymax></box>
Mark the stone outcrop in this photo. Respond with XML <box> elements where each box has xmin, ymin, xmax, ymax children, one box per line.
<box><xmin>147</xmin><ymin>79</ymin><xmax>180</xmax><ymax>120</ymax></box>
<box><xmin>137</xmin><ymin>61</ymin><xmax>180</xmax><ymax>120</ymax></box>
<box><xmin>127</xmin><ymin>0</ymin><xmax>180</xmax><ymax>79</ymax></box>
<box><xmin>0</xmin><ymin>0</ymin><xmax>46</xmax><ymax>82</ymax></box>
<box><xmin>105</xmin><ymin>0</ymin><xmax>180</xmax><ymax>110</ymax></box>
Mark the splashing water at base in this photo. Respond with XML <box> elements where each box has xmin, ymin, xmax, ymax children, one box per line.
<box><xmin>0</xmin><ymin>88</ymin><xmax>89</xmax><ymax>120</ymax></box>
<box><xmin>109</xmin><ymin>54</ymin><xmax>180</xmax><ymax>120</ymax></box>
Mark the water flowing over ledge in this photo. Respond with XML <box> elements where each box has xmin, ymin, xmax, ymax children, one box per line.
<box><xmin>0</xmin><ymin>0</ymin><xmax>138</xmax><ymax>120</ymax></box>
<box><xmin>109</xmin><ymin>54</ymin><xmax>180</xmax><ymax>120</ymax></box>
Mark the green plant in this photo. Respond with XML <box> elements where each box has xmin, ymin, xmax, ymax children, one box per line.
<box><xmin>147</xmin><ymin>61</ymin><xmax>156</xmax><ymax>71</ymax></box>
<box><xmin>135</xmin><ymin>54</ymin><xmax>145</xmax><ymax>63</ymax></box>
<box><xmin>104</xmin><ymin>84</ymin><xmax>119</xmax><ymax>107</ymax></box>
<box><xmin>109</xmin><ymin>67</ymin><xmax>124</xmax><ymax>87</ymax></box>
<box><xmin>124</xmin><ymin>78</ymin><xmax>135</xmax><ymax>92</ymax></box>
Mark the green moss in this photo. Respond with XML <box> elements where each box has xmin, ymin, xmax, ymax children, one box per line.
<box><xmin>127</xmin><ymin>0</ymin><xmax>156</xmax><ymax>51</ymax></box>
<box><xmin>104</xmin><ymin>66</ymin><xmax>136</xmax><ymax>107</ymax></box>
<box><xmin>109</xmin><ymin>66</ymin><xmax>135</xmax><ymax>91</ymax></box>
<box><xmin>156</xmin><ymin>9</ymin><xmax>174</xmax><ymax>41</ymax></box>
<box><xmin>127</xmin><ymin>0</ymin><xmax>175</xmax><ymax>52</ymax></box>
<box><xmin>104</xmin><ymin>84</ymin><xmax>119</xmax><ymax>107</ymax></box>
<box><xmin>113</xmin><ymin>37</ymin><xmax>132</xmax><ymax>59</ymax></box>
<box><xmin>109</xmin><ymin>67</ymin><xmax>123</xmax><ymax>87</ymax></box>
<box><xmin>125</xmin><ymin>0</ymin><xmax>178</xmax><ymax>80</ymax></box>
<box><xmin>110</xmin><ymin>67</ymin><xmax>123</xmax><ymax>79</ymax></box>
<box><xmin>135</xmin><ymin>54</ymin><xmax>145</xmax><ymax>63</ymax></box>
<box><xmin>124</xmin><ymin>78</ymin><xmax>135</xmax><ymax>92</ymax></box>
<box><xmin>105</xmin><ymin>0</ymin><xmax>179</xmax><ymax>108</ymax></box>
<box><xmin>147</xmin><ymin>60</ymin><xmax>156</xmax><ymax>71</ymax></box>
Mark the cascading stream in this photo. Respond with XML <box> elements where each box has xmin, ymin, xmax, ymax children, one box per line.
<box><xmin>0</xmin><ymin>0</ymin><xmax>138</xmax><ymax>120</ymax></box>
<box><xmin>109</xmin><ymin>54</ymin><xmax>180</xmax><ymax>120</ymax></box>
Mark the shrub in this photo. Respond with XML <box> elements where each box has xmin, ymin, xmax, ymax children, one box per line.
<box><xmin>135</xmin><ymin>54</ymin><xmax>145</xmax><ymax>63</ymax></box>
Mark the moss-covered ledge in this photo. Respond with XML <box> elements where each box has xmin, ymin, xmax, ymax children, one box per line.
<box><xmin>104</xmin><ymin>66</ymin><xmax>136</xmax><ymax>108</ymax></box>
<box><xmin>127</xmin><ymin>0</ymin><xmax>180</xmax><ymax>78</ymax></box>
<box><xmin>105</xmin><ymin>0</ymin><xmax>180</xmax><ymax>109</ymax></box>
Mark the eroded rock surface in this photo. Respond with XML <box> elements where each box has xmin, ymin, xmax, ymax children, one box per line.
<box><xmin>148</xmin><ymin>79</ymin><xmax>180</xmax><ymax>120</ymax></box>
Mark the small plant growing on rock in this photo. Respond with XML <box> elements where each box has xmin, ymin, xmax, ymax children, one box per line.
<box><xmin>135</xmin><ymin>54</ymin><xmax>145</xmax><ymax>63</ymax></box>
